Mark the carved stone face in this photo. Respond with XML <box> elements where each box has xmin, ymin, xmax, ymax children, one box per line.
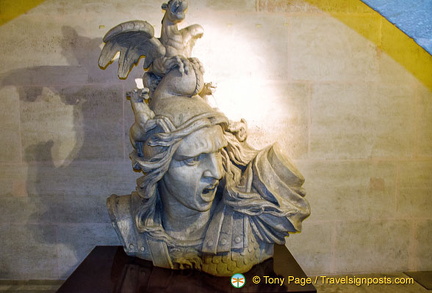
<box><xmin>159</xmin><ymin>125</ymin><xmax>227</xmax><ymax>212</ymax></box>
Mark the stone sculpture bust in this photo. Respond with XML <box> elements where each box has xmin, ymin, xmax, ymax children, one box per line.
<box><xmin>99</xmin><ymin>0</ymin><xmax>310</xmax><ymax>276</ymax></box>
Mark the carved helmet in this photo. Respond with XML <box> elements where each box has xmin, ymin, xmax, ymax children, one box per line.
<box><xmin>141</xmin><ymin>95</ymin><xmax>228</xmax><ymax>162</ymax></box>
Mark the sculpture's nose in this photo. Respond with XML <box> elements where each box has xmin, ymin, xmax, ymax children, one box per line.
<box><xmin>203</xmin><ymin>152</ymin><xmax>224</xmax><ymax>180</ymax></box>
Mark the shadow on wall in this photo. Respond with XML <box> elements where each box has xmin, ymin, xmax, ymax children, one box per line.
<box><xmin>0</xmin><ymin>26</ymin><xmax>139</xmax><ymax>277</ymax></box>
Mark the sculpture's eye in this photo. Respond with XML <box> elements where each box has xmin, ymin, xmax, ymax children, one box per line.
<box><xmin>184</xmin><ymin>155</ymin><xmax>200</xmax><ymax>166</ymax></box>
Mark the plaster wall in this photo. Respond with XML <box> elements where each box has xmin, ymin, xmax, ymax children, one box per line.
<box><xmin>0</xmin><ymin>0</ymin><xmax>431</xmax><ymax>279</ymax></box>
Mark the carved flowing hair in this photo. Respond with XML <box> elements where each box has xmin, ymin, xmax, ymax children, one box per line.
<box><xmin>129</xmin><ymin>111</ymin><xmax>257</xmax><ymax>233</ymax></box>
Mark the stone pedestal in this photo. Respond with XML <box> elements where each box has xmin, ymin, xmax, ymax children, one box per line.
<box><xmin>57</xmin><ymin>245</ymin><xmax>316</xmax><ymax>292</ymax></box>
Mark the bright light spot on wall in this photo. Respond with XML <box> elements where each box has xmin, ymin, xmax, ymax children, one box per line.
<box><xmin>193</xmin><ymin>17</ymin><xmax>291</xmax><ymax>149</ymax></box>
<box><xmin>213</xmin><ymin>78</ymin><xmax>281</xmax><ymax>124</ymax></box>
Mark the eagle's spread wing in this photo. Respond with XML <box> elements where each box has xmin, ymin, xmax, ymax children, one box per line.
<box><xmin>99</xmin><ymin>21</ymin><xmax>166</xmax><ymax>79</ymax></box>
<box><xmin>179</xmin><ymin>24</ymin><xmax>204</xmax><ymax>58</ymax></box>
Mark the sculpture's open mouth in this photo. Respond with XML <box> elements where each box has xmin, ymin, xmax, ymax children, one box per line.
<box><xmin>202</xmin><ymin>181</ymin><xmax>218</xmax><ymax>200</ymax></box>
<box><xmin>202</xmin><ymin>187</ymin><xmax>215</xmax><ymax>195</ymax></box>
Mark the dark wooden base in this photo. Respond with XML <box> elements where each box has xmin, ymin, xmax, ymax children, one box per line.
<box><xmin>57</xmin><ymin>245</ymin><xmax>316</xmax><ymax>292</ymax></box>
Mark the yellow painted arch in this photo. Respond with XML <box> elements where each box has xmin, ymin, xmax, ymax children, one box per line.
<box><xmin>0</xmin><ymin>0</ymin><xmax>47</xmax><ymax>26</ymax></box>
<box><xmin>304</xmin><ymin>0</ymin><xmax>432</xmax><ymax>90</ymax></box>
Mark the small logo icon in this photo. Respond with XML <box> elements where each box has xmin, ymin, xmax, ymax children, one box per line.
<box><xmin>252</xmin><ymin>275</ymin><xmax>261</xmax><ymax>284</ymax></box>
<box><xmin>231</xmin><ymin>273</ymin><xmax>246</xmax><ymax>288</ymax></box>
